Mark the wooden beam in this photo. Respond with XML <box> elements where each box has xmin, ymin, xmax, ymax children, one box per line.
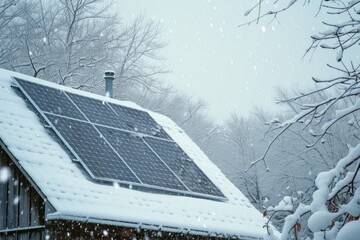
<box><xmin>30</xmin><ymin>188</ymin><xmax>42</xmax><ymax>239</ymax></box>
<box><xmin>7</xmin><ymin>162</ymin><xmax>18</xmax><ymax>234</ymax></box>
<box><xmin>19</xmin><ymin>174</ymin><xmax>31</xmax><ymax>240</ymax></box>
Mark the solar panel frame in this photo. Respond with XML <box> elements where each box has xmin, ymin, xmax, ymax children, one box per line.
<box><xmin>14</xmin><ymin>77</ymin><xmax>227</xmax><ymax>201</ymax></box>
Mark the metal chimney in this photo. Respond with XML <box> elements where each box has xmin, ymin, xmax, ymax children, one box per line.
<box><xmin>104</xmin><ymin>70</ymin><xmax>115</xmax><ymax>98</ymax></box>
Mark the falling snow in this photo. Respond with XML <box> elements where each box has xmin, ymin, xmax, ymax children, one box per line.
<box><xmin>13</xmin><ymin>196</ymin><xmax>20</xmax><ymax>205</ymax></box>
<box><xmin>0</xmin><ymin>167</ymin><xmax>10</xmax><ymax>183</ymax></box>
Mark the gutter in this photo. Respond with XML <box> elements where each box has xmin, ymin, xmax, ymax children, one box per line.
<box><xmin>46</xmin><ymin>213</ymin><xmax>263</xmax><ymax>240</ymax></box>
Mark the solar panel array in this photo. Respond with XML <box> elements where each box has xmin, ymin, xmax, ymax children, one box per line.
<box><xmin>15</xmin><ymin>78</ymin><xmax>225</xmax><ymax>200</ymax></box>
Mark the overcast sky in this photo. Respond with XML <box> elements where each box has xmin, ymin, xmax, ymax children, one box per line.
<box><xmin>116</xmin><ymin>1</ymin><xmax>337</xmax><ymax>123</ymax></box>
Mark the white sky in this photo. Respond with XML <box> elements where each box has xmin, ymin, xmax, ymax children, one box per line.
<box><xmin>116</xmin><ymin>0</ymin><xmax>337</xmax><ymax>122</ymax></box>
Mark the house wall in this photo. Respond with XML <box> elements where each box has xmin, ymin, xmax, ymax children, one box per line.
<box><xmin>47</xmin><ymin>220</ymin><xmax>231</xmax><ymax>240</ymax></box>
<box><xmin>0</xmin><ymin>147</ymin><xmax>46</xmax><ymax>240</ymax></box>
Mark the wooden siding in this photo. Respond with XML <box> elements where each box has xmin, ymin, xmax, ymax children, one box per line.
<box><xmin>0</xmin><ymin>148</ymin><xmax>46</xmax><ymax>240</ymax></box>
<box><xmin>47</xmin><ymin>221</ymin><xmax>233</xmax><ymax>240</ymax></box>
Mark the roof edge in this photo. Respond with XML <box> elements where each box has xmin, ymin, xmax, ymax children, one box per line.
<box><xmin>0</xmin><ymin>139</ymin><xmax>56</xmax><ymax>212</ymax></box>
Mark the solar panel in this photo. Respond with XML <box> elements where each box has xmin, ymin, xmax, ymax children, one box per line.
<box><xmin>145</xmin><ymin>137</ymin><xmax>224</xmax><ymax>196</ymax></box>
<box><xmin>15</xmin><ymin>77</ymin><xmax>225</xmax><ymax>200</ymax></box>
<box><xmin>97</xmin><ymin>126</ymin><xmax>187</xmax><ymax>190</ymax></box>
<box><xmin>15</xmin><ymin>78</ymin><xmax>86</xmax><ymax>120</ymax></box>
<box><xmin>67</xmin><ymin>92</ymin><xmax>132</xmax><ymax>131</ymax></box>
<box><xmin>45</xmin><ymin>114</ymin><xmax>140</xmax><ymax>183</ymax></box>
<box><xmin>109</xmin><ymin>103</ymin><xmax>171</xmax><ymax>140</ymax></box>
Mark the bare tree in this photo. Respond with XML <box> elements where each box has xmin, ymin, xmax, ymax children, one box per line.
<box><xmin>221</xmin><ymin>112</ymin><xmax>270</xmax><ymax>207</ymax></box>
<box><xmin>243</xmin><ymin>1</ymin><xmax>360</xmax><ymax>239</ymax></box>
<box><xmin>0</xmin><ymin>0</ymin><xmax>21</xmax><ymax>65</ymax></box>
<box><xmin>4</xmin><ymin>0</ymin><xmax>121</xmax><ymax>86</ymax></box>
<box><xmin>113</xmin><ymin>14</ymin><xmax>169</xmax><ymax>99</ymax></box>
<box><xmin>2</xmin><ymin>0</ymin><xmax>223</xmax><ymax>163</ymax></box>
<box><xmin>149</xmin><ymin>91</ymin><xmax>216</xmax><ymax>143</ymax></box>
<box><xmin>1</xmin><ymin>0</ymin><xmax>168</xmax><ymax>97</ymax></box>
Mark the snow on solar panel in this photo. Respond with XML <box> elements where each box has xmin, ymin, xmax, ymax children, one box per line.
<box><xmin>14</xmin><ymin>77</ymin><xmax>225</xmax><ymax>200</ymax></box>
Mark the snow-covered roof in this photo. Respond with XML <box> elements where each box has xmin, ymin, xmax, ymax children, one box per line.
<box><xmin>0</xmin><ymin>68</ymin><xmax>270</xmax><ymax>239</ymax></box>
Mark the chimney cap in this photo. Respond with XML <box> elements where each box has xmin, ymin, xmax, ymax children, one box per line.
<box><xmin>104</xmin><ymin>70</ymin><xmax>115</xmax><ymax>77</ymax></box>
<box><xmin>104</xmin><ymin>70</ymin><xmax>115</xmax><ymax>98</ymax></box>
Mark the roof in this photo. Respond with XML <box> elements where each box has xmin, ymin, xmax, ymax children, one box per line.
<box><xmin>0</xmin><ymin>68</ymin><xmax>271</xmax><ymax>239</ymax></box>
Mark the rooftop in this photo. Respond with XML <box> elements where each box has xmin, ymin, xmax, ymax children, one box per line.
<box><xmin>0</xmin><ymin>68</ymin><xmax>272</xmax><ymax>239</ymax></box>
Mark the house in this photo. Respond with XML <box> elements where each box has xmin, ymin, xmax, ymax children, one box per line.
<box><xmin>0</xmin><ymin>68</ymin><xmax>273</xmax><ymax>239</ymax></box>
